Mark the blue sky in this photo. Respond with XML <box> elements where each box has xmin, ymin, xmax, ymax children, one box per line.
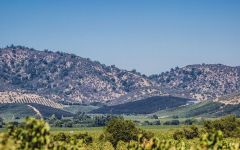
<box><xmin>0</xmin><ymin>0</ymin><xmax>239</xmax><ymax>75</ymax></box>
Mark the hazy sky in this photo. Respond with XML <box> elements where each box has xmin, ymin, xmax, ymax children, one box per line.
<box><xmin>0</xmin><ymin>0</ymin><xmax>240</xmax><ymax>75</ymax></box>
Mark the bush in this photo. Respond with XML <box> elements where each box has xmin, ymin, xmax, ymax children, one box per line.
<box><xmin>172</xmin><ymin>115</ymin><xmax>179</xmax><ymax>119</ymax></box>
<box><xmin>94</xmin><ymin>115</ymin><xmax>115</xmax><ymax>127</ymax></box>
<box><xmin>163</xmin><ymin>119</ymin><xmax>180</xmax><ymax>125</ymax></box>
<box><xmin>197</xmin><ymin>130</ymin><xmax>224</xmax><ymax>149</ymax></box>
<box><xmin>152</xmin><ymin>120</ymin><xmax>161</xmax><ymax>125</ymax></box>
<box><xmin>1</xmin><ymin>117</ymin><xmax>240</xmax><ymax>150</ymax></box>
<box><xmin>151</xmin><ymin>115</ymin><xmax>159</xmax><ymax>119</ymax></box>
<box><xmin>143</xmin><ymin>120</ymin><xmax>151</xmax><ymax>126</ymax></box>
<box><xmin>53</xmin><ymin>132</ymin><xmax>93</xmax><ymax>144</ymax></box>
<box><xmin>183</xmin><ymin>126</ymin><xmax>199</xmax><ymax>139</ymax></box>
<box><xmin>173</xmin><ymin>130</ymin><xmax>185</xmax><ymax>140</ymax></box>
<box><xmin>142</xmin><ymin>120</ymin><xmax>161</xmax><ymax>126</ymax></box>
<box><xmin>7</xmin><ymin>117</ymin><xmax>50</xmax><ymax>150</ymax></box>
<box><xmin>184</xmin><ymin>119</ymin><xmax>195</xmax><ymax>125</ymax></box>
<box><xmin>103</xmin><ymin>118</ymin><xmax>153</xmax><ymax>147</ymax></box>
<box><xmin>0</xmin><ymin>117</ymin><xmax>3</xmax><ymax>128</ymax></box>
<box><xmin>128</xmin><ymin>130</ymin><xmax>240</xmax><ymax>150</ymax></box>
<box><xmin>104</xmin><ymin>118</ymin><xmax>138</xmax><ymax>147</ymax></box>
<box><xmin>53</xmin><ymin>132</ymin><xmax>71</xmax><ymax>142</ymax></box>
<box><xmin>74</xmin><ymin>133</ymin><xmax>93</xmax><ymax>144</ymax></box>
<box><xmin>203</xmin><ymin>115</ymin><xmax>240</xmax><ymax>138</ymax></box>
<box><xmin>173</xmin><ymin>126</ymin><xmax>199</xmax><ymax>140</ymax></box>
<box><xmin>116</xmin><ymin>141</ymin><xmax>128</xmax><ymax>150</ymax></box>
<box><xmin>138</xmin><ymin>129</ymin><xmax>154</xmax><ymax>142</ymax></box>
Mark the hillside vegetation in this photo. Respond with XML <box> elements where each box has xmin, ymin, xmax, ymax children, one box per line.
<box><xmin>91</xmin><ymin>96</ymin><xmax>194</xmax><ymax>114</ymax></box>
<box><xmin>155</xmin><ymin>100</ymin><xmax>240</xmax><ymax>118</ymax></box>
<box><xmin>0</xmin><ymin>45</ymin><xmax>240</xmax><ymax>105</ymax></box>
<box><xmin>150</xmin><ymin>64</ymin><xmax>240</xmax><ymax>101</ymax></box>
<box><xmin>0</xmin><ymin>104</ymin><xmax>73</xmax><ymax>120</ymax></box>
<box><xmin>0</xmin><ymin>45</ymin><xmax>158</xmax><ymax>104</ymax></box>
<box><xmin>0</xmin><ymin>91</ymin><xmax>63</xmax><ymax>109</ymax></box>
<box><xmin>214</xmin><ymin>92</ymin><xmax>240</xmax><ymax>105</ymax></box>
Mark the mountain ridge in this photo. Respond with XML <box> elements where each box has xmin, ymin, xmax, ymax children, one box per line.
<box><xmin>0</xmin><ymin>45</ymin><xmax>240</xmax><ymax>105</ymax></box>
<box><xmin>150</xmin><ymin>64</ymin><xmax>240</xmax><ymax>101</ymax></box>
<box><xmin>0</xmin><ymin>45</ymin><xmax>156</xmax><ymax>104</ymax></box>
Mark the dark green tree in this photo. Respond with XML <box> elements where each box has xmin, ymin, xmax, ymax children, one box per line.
<box><xmin>103</xmin><ymin>118</ymin><xmax>153</xmax><ymax>147</ymax></box>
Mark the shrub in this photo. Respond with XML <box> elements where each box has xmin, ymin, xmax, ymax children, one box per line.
<box><xmin>172</xmin><ymin>115</ymin><xmax>179</xmax><ymax>119</ymax></box>
<box><xmin>163</xmin><ymin>119</ymin><xmax>180</xmax><ymax>125</ymax></box>
<box><xmin>73</xmin><ymin>133</ymin><xmax>93</xmax><ymax>144</ymax></box>
<box><xmin>197</xmin><ymin>130</ymin><xmax>224</xmax><ymax>149</ymax></box>
<box><xmin>142</xmin><ymin>120</ymin><xmax>161</xmax><ymax>126</ymax></box>
<box><xmin>0</xmin><ymin>117</ymin><xmax>3</xmax><ymax>128</ymax></box>
<box><xmin>151</xmin><ymin>115</ymin><xmax>158</xmax><ymax>119</ymax></box>
<box><xmin>152</xmin><ymin>120</ymin><xmax>161</xmax><ymax>125</ymax></box>
<box><xmin>171</xmin><ymin>120</ymin><xmax>180</xmax><ymax>125</ymax></box>
<box><xmin>7</xmin><ymin>117</ymin><xmax>50</xmax><ymax>150</ymax></box>
<box><xmin>129</xmin><ymin>130</ymin><xmax>240</xmax><ymax>150</ymax></box>
<box><xmin>94</xmin><ymin>115</ymin><xmax>115</xmax><ymax>127</ymax></box>
<box><xmin>143</xmin><ymin>120</ymin><xmax>151</xmax><ymax>126</ymax></box>
<box><xmin>173</xmin><ymin>126</ymin><xmax>199</xmax><ymax>140</ymax></box>
<box><xmin>138</xmin><ymin>129</ymin><xmax>154</xmax><ymax>142</ymax></box>
<box><xmin>116</xmin><ymin>141</ymin><xmax>128</xmax><ymax>150</ymax></box>
<box><xmin>183</xmin><ymin>126</ymin><xmax>199</xmax><ymax>139</ymax></box>
<box><xmin>53</xmin><ymin>132</ymin><xmax>93</xmax><ymax>144</ymax></box>
<box><xmin>203</xmin><ymin>115</ymin><xmax>240</xmax><ymax>138</ymax></box>
<box><xmin>103</xmin><ymin>118</ymin><xmax>153</xmax><ymax>147</ymax></box>
<box><xmin>53</xmin><ymin>132</ymin><xmax>71</xmax><ymax>142</ymax></box>
<box><xmin>184</xmin><ymin>119</ymin><xmax>195</xmax><ymax>125</ymax></box>
<box><xmin>173</xmin><ymin>130</ymin><xmax>185</xmax><ymax>140</ymax></box>
<box><xmin>104</xmin><ymin>118</ymin><xmax>139</xmax><ymax>147</ymax></box>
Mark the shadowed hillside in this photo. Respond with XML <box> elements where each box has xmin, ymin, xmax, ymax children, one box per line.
<box><xmin>91</xmin><ymin>96</ymin><xmax>194</xmax><ymax>114</ymax></box>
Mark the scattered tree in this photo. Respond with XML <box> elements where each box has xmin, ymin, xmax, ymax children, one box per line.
<box><xmin>102</xmin><ymin>118</ymin><xmax>153</xmax><ymax>147</ymax></box>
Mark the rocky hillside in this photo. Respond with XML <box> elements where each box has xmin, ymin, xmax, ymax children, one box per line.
<box><xmin>150</xmin><ymin>64</ymin><xmax>240</xmax><ymax>101</ymax></box>
<box><xmin>214</xmin><ymin>92</ymin><xmax>240</xmax><ymax>105</ymax></box>
<box><xmin>0</xmin><ymin>45</ymin><xmax>239</xmax><ymax>105</ymax></box>
<box><xmin>0</xmin><ymin>45</ymin><xmax>156</xmax><ymax>104</ymax></box>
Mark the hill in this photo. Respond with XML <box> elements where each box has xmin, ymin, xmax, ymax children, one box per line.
<box><xmin>0</xmin><ymin>45</ymin><xmax>240</xmax><ymax>105</ymax></box>
<box><xmin>0</xmin><ymin>103</ymin><xmax>73</xmax><ymax>120</ymax></box>
<box><xmin>155</xmin><ymin>94</ymin><xmax>240</xmax><ymax>118</ymax></box>
<box><xmin>0</xmin><ymin>45</ymin><xmax>158</xmax><ymax>104</ymax></box>
<box><xmin>214</xmin><ymin>92</ymin><xmax>240</xmax><ymax>105</ymax></box>
<box><xmin>0</xmin><ymin>91</ymin><xmax>63</xmax><ymax>109</ymax></box>
<box><xmin>91</xmin><ymin>96</ymin><xmax>194</xmax><ymax>114</ymax></box>
<box><xmin>0</xmin><ymin>91</ymin><xmax>74</xmax><ymax>119</ymax></box>
<box><xmin>150</xmin><ymin>64</ymin><xmax>240</xmax><ymax>101</ymax></box>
